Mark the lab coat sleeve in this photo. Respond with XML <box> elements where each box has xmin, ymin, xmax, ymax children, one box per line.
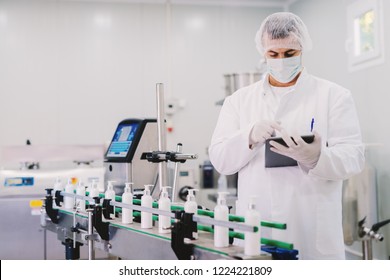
<box><xmin>209</xmin><ymin>95</ymin><xmax>259</xmax><ymax>175</ymax></box>
<box><xmin>308</xmin><ymin>91</ymin><xmax>365</xmax><ymax>181</ymax></box>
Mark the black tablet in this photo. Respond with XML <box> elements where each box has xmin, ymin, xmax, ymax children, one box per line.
<box><xmin>265</xmin><ymin>135</ymin><xmax>315</xmax><ymax>168</ymax></box>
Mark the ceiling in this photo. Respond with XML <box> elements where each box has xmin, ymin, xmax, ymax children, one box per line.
<box><xmin>65</xmin><ymin>0</ymin><xmax>299</xmax><ymax>8</ymax></box>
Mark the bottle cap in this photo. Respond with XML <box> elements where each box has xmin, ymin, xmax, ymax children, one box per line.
<box><xmin>186</xmin><ymin>188</ymin><xmax>199</xmax><ymax>202</ymax></box>
<box><xmin>124</xmin><ymin>182</ymin><xmax>133</xmax><ymax>193</ymax></box>
<box><xmin>144</xmin><ymin>184</ymin><xmax>153</xmax><ymax>195</ymax></box>
<box><xmin>161</xmin><ymin>186</ymin><xmax>172</xmax><ymax>198</ymax></box>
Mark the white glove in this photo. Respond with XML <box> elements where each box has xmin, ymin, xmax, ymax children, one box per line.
<box><xmin>249</xmin><ymin>120</ymin><xmax>281</xmax><ymax>147</ymax></box>
<box><xmin>269</xmin><ymin>130</ymin><xmax>322</xmax><ymax>170</ymax></box>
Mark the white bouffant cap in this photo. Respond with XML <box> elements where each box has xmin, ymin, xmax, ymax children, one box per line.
<box><xmin>255</xmin><ymin>12</ymin><xmax>312</xmax><ymax>55</ymax></box>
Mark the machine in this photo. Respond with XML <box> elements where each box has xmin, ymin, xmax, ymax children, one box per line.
<box><xmin>0</xmin><ymin>145</ymin><xmax>105</xmax><ymax>260</ymax></box>
<box><xmin>41</xmin><ymin>189</ymin><xmax>295</xmax><ymax>260</ymax></box>
<box><xmin>38</xmin><ymin>83</ymin><xmax>296</xmax><ymax>260</ymax></box>
<box><xmin>104</xmin><ymin>118</ymin><xmax>159</xmax><ymax>196</ymax></box>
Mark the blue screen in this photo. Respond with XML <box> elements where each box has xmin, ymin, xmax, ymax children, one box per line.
<box><xmin>106</xmin><ymin>123</ymin><xmax>139</xmax><ymax>157</ymax></box>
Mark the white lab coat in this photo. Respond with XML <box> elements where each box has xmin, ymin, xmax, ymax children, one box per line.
<box><xmin>209</xmin><ymin>69</ymin><xmax>365</xmax><ymax>259</ymax></box>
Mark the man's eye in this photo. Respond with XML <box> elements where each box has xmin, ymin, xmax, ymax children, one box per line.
<box><xmin>285</xmin><ymin>52</ymin><xmax>295</xmax><ymax>57</ymax></box>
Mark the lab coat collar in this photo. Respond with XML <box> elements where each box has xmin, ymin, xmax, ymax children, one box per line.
<box><xmin>262</xmin><ymin>68</ymin><xmax>309</xmax><ymax>96</ymax></box>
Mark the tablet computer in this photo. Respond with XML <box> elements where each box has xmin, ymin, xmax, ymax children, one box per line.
<box><xmin>265</xmin><ymin>135</ymin><xmax>315</xmax><ymax>168</ymax></box>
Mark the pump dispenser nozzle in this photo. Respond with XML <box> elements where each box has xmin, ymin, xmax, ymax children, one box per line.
<box><xmin>107</xmin><ymin>181</ymin><xmax>116</xmax><ymax>190</ymax></box>
<box><xmin>161</xmin><ymin>186</ymin><xmax>171</xmax><ymax>198</ymax></box>
<box><xmin>217</xmin><ymin>192</ymin><xmax>229</xmax><ymax>205</ymax></box>
<box><xmin>186</xmin><ymin>188</ymin><xmax>199</xmax><ymax>202</ymax></box>
<box><xmin>144</xmin><ymin>184</ymin><xmax>153</xmax><ymax>195</ymax></box>
<box><xmin>124</xmin><ymin>182</ymin><xmax>133</xmax><ymax>193</ymax></box>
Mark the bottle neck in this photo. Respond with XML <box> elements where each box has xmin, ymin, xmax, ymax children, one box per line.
<box><xmin>217</xmin><ymin>199</ymin><xmax>226</xmax><ymax>205</ymax></box>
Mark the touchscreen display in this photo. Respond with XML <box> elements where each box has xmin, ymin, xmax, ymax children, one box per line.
<box><xmin>106</xmin><ymin>123</ymin><xmax>139</xmax><ymax>157</ymax></box>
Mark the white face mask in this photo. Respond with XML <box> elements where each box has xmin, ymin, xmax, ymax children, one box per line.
<box><xmin>266</xmin><ymin>55</ymin><xmax>303</xmax><ymax>84</ymax></box>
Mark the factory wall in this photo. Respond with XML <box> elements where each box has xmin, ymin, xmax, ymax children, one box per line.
<box><xmin>290</xmin><ymin>0</ymin><xmax>390</xmax><ymax>259</ymax></box>
<box><xmin>0</xmin><ymin>0</ymin><xmax>278</xmax><ymax>169</ymax></box>
<box><xmin>1</xmin><ymin>0</ymin><xmax>389</xmax><ymax>259</ymax></box>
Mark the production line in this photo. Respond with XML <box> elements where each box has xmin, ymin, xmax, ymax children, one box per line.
<box><xmin>38</xmin><ymin>84</ymin><xmax>296</xmax><ymax>260</ymax></box>
<box><xmin>41</xmin><ymin>185</ymin><xmax>295</xmax><ymax>260</ymax></box>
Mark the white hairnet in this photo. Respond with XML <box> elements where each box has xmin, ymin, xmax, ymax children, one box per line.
<box><xmin>255</xmin><ymin>12</ymin><xmax>312</xmax><ymax>55</ymax></box>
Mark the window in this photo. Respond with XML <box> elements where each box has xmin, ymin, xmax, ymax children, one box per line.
<box><xmin>347</xmin><ymin>0</ymin><xmax>384</xmax><ymax>71</ymax></box>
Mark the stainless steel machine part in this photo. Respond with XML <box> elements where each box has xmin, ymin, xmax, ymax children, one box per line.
<box><xmin>172</xmin><ymin>143</ymin><xmax>182</xmax><ymax>203</ymax></box>
<box><xmin>104</xmin><ymin>122</ymin><xmax>159</xmax><ymax>195</ymax></box>
<box><xmin>87</xmin><ymin>209</ymin><xmax>95</xmax><ymax>260</ymax></box>
<box><xmin>156</xmin><ymin>83</ymin><xmax>168</xmax><ymax>192</ymax></box>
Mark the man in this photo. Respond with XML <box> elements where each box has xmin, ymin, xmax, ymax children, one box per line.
<box><xmin>209</xmin><ymin>12</ymin><xmax>365</xmax><ymax>259</ymax></box>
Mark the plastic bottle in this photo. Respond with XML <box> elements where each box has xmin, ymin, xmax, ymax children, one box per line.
<box><xmin>105</xmin><ymin>181</ymin><xmax>116</xmax><ymax>219</ymax></box>
<box><xmin>141</xmin><ymin>185</ymin><xmax>153</xmax><ymax>229</ymax></box>
<box><xmin>159</xmin><ymin>186</ymin><xmax>172</xmax><ymax>234</ymax></box>
<box><xmin>217</xmin><ymin>174</ymin><xmax>228</xmax><ymax>192</ymax></box>
<box><xmin>53</xmin><ymin>177</ymin><xmax>63</xmax><ymax>209</ymax></box>
<box><xmin>214</xmin><ymin>192</ymin><xmax>230</xmax><ymax>248</ymax></box>
<box><xmin>64</xmin><ymin>179</ymin><xmax>75</xmax><ymax>210</ymax></box>
<box><xmin>121</xmin><ymin>182</ymin><xmax>133</xmax><ymax>224</ymax></box>
<box><xmin>89</xmin><ymin>180</ymin><xmax>100</xmax><ymax>199</ymax></box>
<box><xmin>244</xmin><ymin>196</ymin><xmax>261</xmax><ymax>256</ymax></box>
<box><xmin>184</xmin><ymin>188</ymin><xmax>198</xmax><ymax>213</ymax></box>
<box><xmin>184</xmin><ymin>188</ymin><xmax>199</xmax><ymax>239</ymax></box>
<box><xmin>53</xmin><ymin>177</ymin><xmax>63</xmax><ymax>192</ymax></box>
<box><xmin>76</xmin><ymin>181</ymin><xmax>86</xmax><ymax>212</ymax></box>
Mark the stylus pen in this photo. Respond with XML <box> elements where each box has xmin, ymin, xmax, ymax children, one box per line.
<box><xmin>310</xmin><ymin>118</ymin><xmax>315</xmax><ymax>132</ymax></box>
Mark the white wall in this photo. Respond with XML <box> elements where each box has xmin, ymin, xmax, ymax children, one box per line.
<box><xmin>0</xmin><ymin>0</ymin><xmax>278</xmax><ymax>170</ymax></box>
<box><xmin>290</xmin><ymin>0</ymin><xmax>390</xmax><ymax>259</ymax></box>
<box><xmin>3</xmin><ymin>0</ymin><xmax>389</xmax><ymax>259</ymax></box>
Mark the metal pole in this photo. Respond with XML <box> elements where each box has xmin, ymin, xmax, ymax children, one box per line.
<box><xmin>156</xmin><ymin>83</ymin><xmax>168</xmax><ymax>192</ymax></box>
<box><xmin>87</xmin><ymin>209</ymin><xmax>95</xmax><ymax>260</ymax></box>
<box><xmin>43</xmin><ymin>228</ymin><xmax>47</xmax><ymax>260</ymax></box>
<box><xmin>172</xmin><ymin>143</ymin><xmax>182</xmax><ymax>203</ymax></box>
<box><xmin>362</xmin><ymin>239</ymin><xmax>373</xmax><ymax>260</ymax></box>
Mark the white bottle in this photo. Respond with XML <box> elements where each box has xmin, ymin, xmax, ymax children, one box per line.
<box><xmin>159</xmin><ymin>186</ymin><xmax>172</xmax><ymax>234</ymax></box>
<box><xmin>64</xmin><ymin>179</ymin><xmax>75</xmax><ymax>210</ymax></box>
<box><xmin>53</xmin><ymin>177</ymin><xmax>63</xmax><ymax>192</ymax></box>
<box><xmin>141</xmin><ymin>185</ymin><xmax>153</xmax><ymax>229</ymax></box>
<box><xmin>217</xmin><ymin>174</ymin><xmax>228</xmax><ymax>192</ymax></box>
<box><xmin>214</xmin><ymin>192</ymin><xmax>230</xmax><ymax>248</ymax></box>
<box><xmin>105</xmin><ymin>181</ymin><xmax>116</xmax><ymax>219</ymax></box>
<box><xmin>244</xmin><ymin>197</ymin><xmax>261</xmax><ymax>256</ymax></box>
<box><xmin>184</xmin><ymin>188</ymin><xmax>198</xmax><ymax>214</ymax></box>
<box><xmin>89</xmin><ymin>180</ymin><xmax>100</xmax><ymax>199</ymax></box>
<box><xmin>121</xmin><ymin>182</ymin><xmax>133</xmax><ymax>224</ymax></box>
<box><xmin>53</xmin><ymin>177</ymin><xmax>63</xmax><ymax>209</ymax></box>
<box><xmin>76</xmin><ymin>181</ymin><xmax>86</xmax><ymax>212</ymax></box>
<box><xmin>184</xmin><ymin>188</ymin><xmax>199</xmax><ymax>239</ymax></box>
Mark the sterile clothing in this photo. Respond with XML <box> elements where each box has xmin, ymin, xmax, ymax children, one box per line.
<box><xmin>209</xmin><ymin>69</ymin><xmax>365</xmax><ymax>260</ymax></box>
